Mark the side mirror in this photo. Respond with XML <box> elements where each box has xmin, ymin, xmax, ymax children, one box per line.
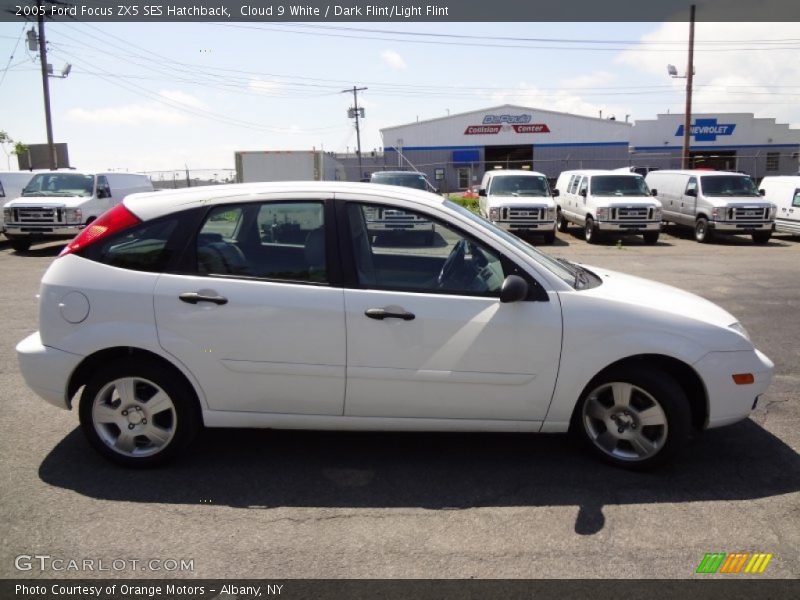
<box><xmin>580</xmin><ymin>189</ymin><xmax>587</xmax><ymax>198</ymax></box>
<box><xmin>759</xmin><ymin>189</ymin><xmax>766</xmax><ymax>196</ymax></box>
<box><xmin>686</xmin><ymin>188</ymin><xmax>697</xmax><ymax>197</ymax></box>
<box><xmin>651</xmin><ymin>189</ymin><xmax>658</xmax><ymax>196</ymax></box>
<box><xmin>478</xmin><ymin>189</ymin><xmax>487</xmax><ymax>197</ymax></box>
<box><xmin>500</xmin><ymin>275</ymin><xmax>529</xmax><ymax>303</ymax></box>
<box><xmin>552</xmin><ymin>189</ymin><xmax>560</xmax><ymax>197</ymax></box>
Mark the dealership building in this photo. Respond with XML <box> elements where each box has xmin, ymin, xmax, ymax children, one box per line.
<box><xmin>377</xmin><ymin>104</ymin><xmax>800</xmax><ymax>190</ymax></box>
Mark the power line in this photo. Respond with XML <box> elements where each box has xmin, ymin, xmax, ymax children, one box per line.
<box><xmin>0</xmin><ymin>23</ymin><xmax>28</xmax><ymax>89</ymax></box>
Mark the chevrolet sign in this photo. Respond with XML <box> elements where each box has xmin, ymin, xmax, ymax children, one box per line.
<box><xmin>675</xmin><ymin>118</ymin><xmax>736</xmax><ymax>142</ymax></box>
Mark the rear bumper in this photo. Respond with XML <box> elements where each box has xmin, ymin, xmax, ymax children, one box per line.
<box><xmin>775</xmin><ymin>218</ymin><xmax>800</xmax><ymax>235</ymax></box>
<box><xmin>16</xmin><ymin>332</ymin><xmax>82</xmax><ymax>409</ymax></box>
<box><xmin>694</xmin><ymin>348</ymin><xmax>774</xmax><ymax>429</ymax></box>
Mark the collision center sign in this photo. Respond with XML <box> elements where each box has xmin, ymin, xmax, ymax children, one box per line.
<box><xmin>464</xmin><ymin>114</ymin><xmax>550</xmax><ymax>135</ymax></box>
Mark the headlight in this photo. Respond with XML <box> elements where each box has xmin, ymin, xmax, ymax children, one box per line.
<box><xmin>653</xmin><ymin>207</ymin><xmax>662</xmax><ymax>221</ymax></box>
<box><xmin>2</xmin><ymin>207</ymin><xmax>10</xmax><ymax>221</ymax></box>
<box><xmin>65</xmin><ymin>208</ymin><xmax>82</xmax><ymax>224</ymax></box>
<box><xmin>596</xmin><ymin>207</ymin><xmax>609</xmax><ymax>221</ymax></box>
<box><xmin>546</xmin><ymin>206</ymin><xmax>556</xmax><ymax>220</ymax></box>
<box><xmin>729</xmin><ymin>322</ymin><xmax>750</xmax><ymax>341</ymax></box>
<box><xmin>769</xmin><ymin>204</ymin><xmax>777</xmax><ymax>219</ymax></box>
<box><xmin>712</xmin><ymin>206</ymin><xmax>727</xmax><ymax>221</ymax></box>
<box><xmin>489</xmin><ymin>207</ymin><xmax>500</xmax><ymax>221</ymax></box>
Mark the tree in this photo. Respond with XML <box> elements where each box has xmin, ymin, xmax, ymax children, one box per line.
<box><xmin>0</xmin><ymin>130</ymin><xmax>29</xmax><ymax>170</ymax></box>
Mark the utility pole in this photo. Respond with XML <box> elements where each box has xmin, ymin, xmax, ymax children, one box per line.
<box><xmin>343</xmin><ymin>86</ymin><xmax>367</xmax><ymax>180</ymax></box>
<box><xmin>682</xmin><ymin>4</ymin><xmax>696</xmax><ymax>169</ymax></box>
<box><xmin>36</xmin><ymin>0</ymin><xmax>56</xmax><ymax>170</ymax></box>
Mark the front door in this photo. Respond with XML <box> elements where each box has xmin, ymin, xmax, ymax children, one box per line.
<box><xmin>339</xmin><ymin>199</ymin><xmax>562</xmax><ymax>421</ymax></box>
<box><xmin>154</xmin><ymin>198</ymin><xmax>346</xmax><ymax>415</ymax></box>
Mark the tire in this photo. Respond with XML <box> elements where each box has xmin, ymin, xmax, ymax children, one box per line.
<box><xmin>425</xmin><ymin>230</ymin><xmax>436</xmax><ymax>246</ymax></box>
<box><xmin>557</xmin><ymin>210</ymin><xmax>569</xmax><ymax>233</ymax></box>
<box><xmin>79</xmin><ymin>358</ymin><xmax>201</xmax><ymax>467</ymax></box>
<box><xmin>642</xmin><ymin>231</ymin><xmax>660</xmax><ymax>245</ymax></box>
<box><xmin>584</xmin><ymin>217</ymin><xmax>599</xmax><ymax>244</ymax></box>
<box><xmin>752</xmin><ymin>231</ymin><xmax>772</xmax><ymax>244</ymax></box>
<box><xmin>542</xmin><ymin>230</ymin><xmax>556</xmax><ymax>244</ymax></box>
<box><xmin>9</xmin><ymin>237</ymin><xmax>31</xmax><ymax>252</ymax></box>
<box><xmin>571</xmin><ymin>365</ymin><xmax>691</xmax><ymax>470</ymax></box>
<box><xmin>694</xmin><ymin>217</ymin><xmax>714</xmax><ymax>243</ymax></box>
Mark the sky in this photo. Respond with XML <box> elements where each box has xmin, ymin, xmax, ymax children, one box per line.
<box><xmin>1</xmin><ymin>19</ymin><xmax>799</xmax><ymax>175</ymax></box>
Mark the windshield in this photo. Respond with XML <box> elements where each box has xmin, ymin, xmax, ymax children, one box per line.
<box><xmin>22</xmin><ymin>173</ymin><xmax>95</xmax><ymax>197</ymax></box>
<box><xmin>700</xmin><ymin>175</ymin><xmax>760</xmax><ymax>197</ymax></box>
<box><xmin>489</xmin><ymin>175</ymin><xmax>549</xmax><ymax>197</ymax></box>
<box><xmin>371</xmin><ymin>172</ymin><xmax>428</xmax><ymax>191</ymax></box>
<box><xmin>445</xmin><ymin>200</ymin><xmax>583</xmax><ymax>288</ymax></box>
<box><xmin>590</xmin><ymin>175</ymin><xmax>650</xmax><ymax>196</ymax></box>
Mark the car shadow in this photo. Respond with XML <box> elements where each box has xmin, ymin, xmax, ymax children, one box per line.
<box><xmin>39</xmin><ymin>420</ymin><xmax>800</xmax><ymax>535</ymax></box>
<box><xmin>11</xmin><ymin>242</ymin><xmax>66</xmax><ymax>257</ymax></box>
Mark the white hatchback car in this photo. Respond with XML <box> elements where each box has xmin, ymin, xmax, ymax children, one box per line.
<box><xmin>17</xmin><ymin>182</ymin><xmax>773</xmax><ymax>469</ymax></box>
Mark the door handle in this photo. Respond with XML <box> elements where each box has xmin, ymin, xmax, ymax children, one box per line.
<box><xmin>365</xmin><ymin>308</ymin><xmax>415</xmax><ymax>321</ymax></box>
<box><xmin>179</xmin><ymin>292</ymin><xmax>228</xmax><ymax>305</ymax></box>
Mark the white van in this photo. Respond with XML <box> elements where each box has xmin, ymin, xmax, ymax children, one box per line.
<box><xmin>758</xmin><ymin>175</ymin><xmax>800</xmax><ymax>236</ymax></box>
<box><xmin>645</xmin><ymin>170</ymin><xmax>774</xmax><ymax>244</ymax></box>
<box><xmin>0</xmin><ymin>171</ymin><xmax>39</xmax><ymax>233</ymax></box>
<box><xmin>478</xmin><ymin>169</ymin><xmax>557</xmax><ymax>244</ymax></box>
<box><xmin>2</xmin><ymin>171</ymin><xmax>153</xmax><ymax>252</ymax></box>
<box><xmin>554</xmin><ymin>170</ymin><xmax>662</xmax><ymax>244</ymax></box>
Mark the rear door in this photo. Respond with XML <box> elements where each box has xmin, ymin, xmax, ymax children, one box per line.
<box><xmin>337</xmin><ymin>196</ymin><xmax>562</xmax><ymax>422</ymax></box>
<box><xmin>153</xmin><ymin>196</ymin><xmax>346</xmax><ymax>415</ymax></box>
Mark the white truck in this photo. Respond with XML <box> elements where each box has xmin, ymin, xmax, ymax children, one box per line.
<box><xmin>0</xmin><ymin>170</ymin><xmax>40</xmax><ymax>235</ymax></box>
<box><xmin>758</xmin><ymin>175</ymin><xmax>800</xmax><ymax>236</ymax></box>
<box><xmin>555</xmin><ymin>170</ymin><xmax>662</xmax><ymax>244</ymax></box>
<box><xmin>2</xmin><ymin>171</ymin><xmax>153</xmax><ymax>252</ymax></box>
<box><xmin>478</xmin><ymin>169</ymin><xmax>558</xmax><ymax>244</ymax></box>
<box><xmin>645</xmin><ymin>170</ymin><xmax>775</xmax><ymax>244</ymax></box>
<box><xmin>235</xmin><ymin>150</ymin><xmax>346</xmax><ymax>183</ymax></box>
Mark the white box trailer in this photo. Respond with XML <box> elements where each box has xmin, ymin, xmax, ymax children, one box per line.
<box><xmin>235</xmin><ymin>151</ymin><xmax>346</xmax><ymax>183</ymax></box>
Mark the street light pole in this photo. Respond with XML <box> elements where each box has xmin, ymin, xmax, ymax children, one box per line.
<box><xmin>342</xmin><ymin>86</ymin><xmax>367</xmax><ymax>180</ymax></box>
<box><xmin>36</xmin><ymin>0</ymin><xmax>56</xmax><ymax>170</ymax></box>
<box><xmin>682</xmin><ymin>4</ymin><xmax>696</xmax><ymax>169</ymax></box>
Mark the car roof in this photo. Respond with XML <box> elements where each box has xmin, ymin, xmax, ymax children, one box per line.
<box><xmin>485</xmin><ymin>169</ymin><xmax>547</xmax><ymax>177</ymax></box>
<box><xmin>124</xmin><ymin>181</ymin><xmax>445</xmax><ymax>221</ymax></box>
<box><xmin>649</xmin><ymin>170</ymin><xmax>750</xmax><ymax>177</ymax></box>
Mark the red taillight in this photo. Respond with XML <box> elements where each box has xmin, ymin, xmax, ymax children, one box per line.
<box><xmin>59</xmin><ymin>204</ymin><xmax>142</xmax><ymax>257</ymax></box>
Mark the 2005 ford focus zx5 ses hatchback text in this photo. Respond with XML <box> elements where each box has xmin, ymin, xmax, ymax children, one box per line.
<box><xmin>16</xmin><ymin>182</ymin><xmax>774</xmax><ymax>469</ymax></box>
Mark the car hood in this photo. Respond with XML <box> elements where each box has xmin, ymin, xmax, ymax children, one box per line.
<box><xmin>579</xmin><ymin>265</ymin><xmax>739</xmax><ymax>331</ymax></box>
<box><xmin>5</xmin><ymin>196</ymin><xmax>87</xmax><ymax>207</ymax></box>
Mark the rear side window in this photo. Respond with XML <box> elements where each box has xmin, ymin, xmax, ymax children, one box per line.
<box><xmin>793</xmin><ymin>189</ymin><xmax>800</xmax><ymax>208</ymax></box>
<box><xmin>91</xmin><ymin>218</ymin><xmax>178</xmax><ymax>272</ymax></box>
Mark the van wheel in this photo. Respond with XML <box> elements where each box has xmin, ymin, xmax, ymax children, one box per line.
<box><xmin>543</xmin><ymin>230</ymin><xmax>556</xmax><ymax>244</ymax></box>
<box><xmin>572</xmin><ymin>365</ymin><xmax>691</xmax><ymax>470</ymax></box>
<box><xmin>584</xmin><ymin>217</ymin><xmax>599</xmax><ymax>244</ymax></box>
<box><xmin>557</xmin><ymin>210</ymin><xmax>569</xmax><ymax>232</ymax></box>
<box><xmin>695</xmin><ymin>218</ymin><xmax>714</xmax><ymax>243</ymax></box>
<box><xmin>79</xmin><ymin>358</ymin><xmax>200</xmax><ymax>467</ymax></box>
<box><xmin>9</xmin><ymin>238</ymin><xmax>32</xmax><ymax>252</ymax></box>
<box><xmin>643</xmin><ymin>232</ymin><xmax>660</xmax><ymax>245</ymax></box>
<box><xmin>752</xmin><ymin>231</ymin><xmax>772</xmax><ymax>244</ymax></box>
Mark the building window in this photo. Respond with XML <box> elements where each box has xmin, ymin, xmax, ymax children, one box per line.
<box><xmin>458</xmin><ymin>168</ymin><xmax>470</xmax><ymax>189</ymax></box>
<box><xmin>766</xmin><ymin>152</ymin><xmax>780</xmax><ymax>172</ymax></box>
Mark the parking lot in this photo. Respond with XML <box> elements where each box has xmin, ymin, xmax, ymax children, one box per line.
<box><xmin>0</xmin><ymin>227</ymin><xmax>797</xmax><ymax>579</ymax></box>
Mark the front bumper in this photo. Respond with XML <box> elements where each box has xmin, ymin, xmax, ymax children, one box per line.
<box><xmin>16</xmin><ymin>332</ymin><xmax>82</xmax><ymax>409</ymax></box>
<box><xmin>492</xmin><ymin>220</ymin><xmax>557</xmax><ymax>233</ymax></box>
<box><xmin>708</xmin><ymin>220</ymin><xmax>774</xmax><ymax>233</ymax></box>
<box><xmin>4</xmin><ymin>224</ymin><xmax>83</xmax><ymax>237</ymax></box>
<box><xmin>693</xmin><ymin>348</ymin><xmax>774</xmax><ymax>429</ymax></box>
<box><xmin>596</xmin><ymin>221</ymin><xmax>661</xmax><ymax>232</ymax></box>
<box><xmin>366</xmin><ymin>222</ymin><xmax>434</xmax><ymax>233</ymax></box>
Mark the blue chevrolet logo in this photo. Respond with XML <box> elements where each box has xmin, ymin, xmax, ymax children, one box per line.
<box><xmin>675</xmin><ymin>118</ymin><xmax>736</xmax><ymax>142</ymax></box>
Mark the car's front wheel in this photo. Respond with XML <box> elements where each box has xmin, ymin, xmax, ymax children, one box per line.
<box><xmin>79</xmin><ymin>358</ymin><xmax>200</xmax><ymax>467</ymax></box>
<box><xmin>557</xmin><ymin>210</ymin><xmax>569</xmax><ymax>233</ymax></box>
<box><xmin>573</xmin><ymin>365</ymin><xmax>691</xmax><ymax>470</ymax></box>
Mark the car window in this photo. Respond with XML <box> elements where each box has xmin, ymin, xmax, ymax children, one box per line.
<box><xmin>197</xmin><ymin>202</ymin><xmax>327</xmax><ymax>283</ymax></box>
<box><xmin>793</xmin><ymin>189</ymin><xmax>800</xmax><ymax>208</ymax></box>
<box><xmin>347</xmin><ymin>202</ymin><xmax>507</xmax><ymax>296</ymax></box>
<box><xmin>685</xmin><ymin>178</ymin><xmax>697</xmax><ymax>196</ymax></box>
<box><xmin>578</xmin><ymin>178</ymin><xmax>588</xmax><ymax>196</ymax></box>
<box><xmin>96</xmin><ymin>175</ymin><xmax>112</xmax><ymax>198</ymax></box>
<box><xmin>569</xmin><ymin>176</ymin><xmax>579</xmax><ymax>194</ymax></box>
<box><xmin>94</xmin><ymin>218</ymin><xmax>178</xmax><ymax>273</ymax></box>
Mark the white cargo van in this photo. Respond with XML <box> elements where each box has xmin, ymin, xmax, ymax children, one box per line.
<box><xmin>478</xmin><ymin>169</ymin><xmax>557</xmax><ymax>244</ymax></box>
<box><xmin>645</xmin><ymin>170</ymin><xmax>774</xmax><ymax>244</ymax></box>
<box><xmin>0</xmin><ymin>171</ymin><xmax>39</xmax><ymax>234</ymax></box>
<box><xmin>554</xmin><ymin>170</ymin><xmax>662</xmax><ymax>244</ymax></box>
<box><xmin>3</xmin><ymin>171</ymin><xmax>153</xmax><ymax>252</ymax></box>
<box><xmin>758</xmin><ymin>175</ymin><xmax>800</xmax><ymax>236</ymax></box>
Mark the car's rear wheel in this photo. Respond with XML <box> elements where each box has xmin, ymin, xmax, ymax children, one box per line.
<box><xmin>79</xmin><ymin>358</ymin><xmax>200</xmax><ymax>467</ymax></box>
<box><xmin>573</xmin><ymin>365</ymin><xmax>691</xmax><ymax>470</ymax></box>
